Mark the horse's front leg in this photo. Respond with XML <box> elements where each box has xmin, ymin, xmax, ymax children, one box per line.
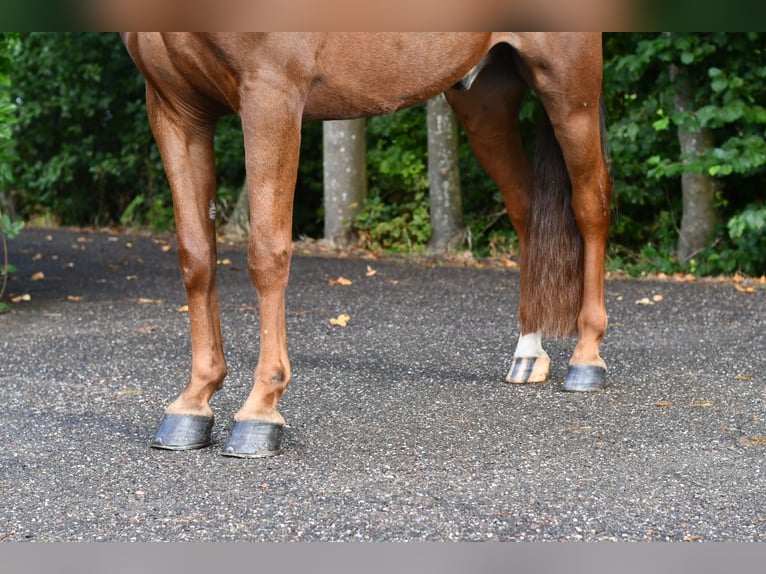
<box><xmin>221</xmin><ymin>90</ymin><xmax>302</xmax><ymax>458</ymax></box>
<box><xmin>145</xmin><ymin>91</ymin><xmax>227</xmax><ymax>449</ymax></box>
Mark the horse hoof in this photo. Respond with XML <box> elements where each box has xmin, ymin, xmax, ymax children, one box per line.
<box><xmin>150</xmin><ymin>414</ymin><xmax>214</xmax><ymax>450</ymax></box>
<box><xmin>562</xmin><ymin>365</ymin><xmax>607</xmax><ymax>392</ymax></box>
<box><xmin>506</xmin><ymin>357</ymin><xmax>550</xmax><ymax>384</ymax></box>
<box><xmin>221</xmin><ymin>420</ymin><xmax>284</xmax><ymax>458</ymax></box>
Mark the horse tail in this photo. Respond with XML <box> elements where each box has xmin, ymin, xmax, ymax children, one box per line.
<box><xmin>519</xmin><ymin>107</ymin><xmax>597</xmax><ymax>338</ymax></box>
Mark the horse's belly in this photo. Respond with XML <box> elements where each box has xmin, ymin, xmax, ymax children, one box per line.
<box><xmin>302</xmin><ymin>32</ymin><xmax>493</xmax><ymax>121</ymax></box>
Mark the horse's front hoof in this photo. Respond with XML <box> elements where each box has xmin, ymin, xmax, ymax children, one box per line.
<box><xmin>506</xmin><ymin>356</ymin><xmax>550</xmax><ymax>384</ymax></box>
<box><xmin>562</xmin><ymin>365</ymin><xmax>607</xmax><ymax>392</ymax></box>
<box><xmin>151</xmin><ymin>413</ymin><xmax>214</xmax><ymax>450</ymax></box>
<box><xmin>221</xmin><ymin>420</ymin><xmax>284</xmax><ymax>458</ymax></box>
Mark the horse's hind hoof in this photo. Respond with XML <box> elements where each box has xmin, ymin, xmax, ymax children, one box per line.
<box><xmin>222</xmin><ymin>420</ymin><xmax>284</xmax><ymax>458</ymax></box>
<box><xmin>150</xmin><ymin>414</ymin><xmax>214</xmax><ymax>450</ymax></box>
<box><xmin>562</xmin><ymin>365</ymin><xmax>607</xmax><ymax>392</ymax></box>
<box><xmin>506</xmin><ymin>356</ymin><xmax>550</xmax><ymax>383</ymax></box>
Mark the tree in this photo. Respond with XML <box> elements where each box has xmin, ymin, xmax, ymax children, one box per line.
<box><xmin>323</xmin><ymin>118</ymin><xmax>366</xmax><ymax>247</ymax></box>
<box><xmin>671</xmin><ymin>60</ymin><xmax>719</xmax><ymax>262</ymax></box>
<box><xmin>426</xmin><ymin>94</ymin><xmax>463</xmax><ymax>253</ymax></box>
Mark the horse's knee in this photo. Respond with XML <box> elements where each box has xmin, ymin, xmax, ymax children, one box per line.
<box><xmin>248</xmin><ymin>238</ymin><xmax>291</xmax><ymax>291</ymax></box>
<box><xmin>177</xmin><ymin>241</ymin><xmax>216</xmax><ymax>291</ymax></box>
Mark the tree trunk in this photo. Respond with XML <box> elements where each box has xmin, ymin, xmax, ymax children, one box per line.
<box><xmin>426</xmin><ymin>94</ymin><xmax>463</xmax><ymax>253</ymax></box>
<box><xmin>323</xmin><ymin>119</ymin><xmax>367</xmax><ymax>248</ymax></box>
<box><xmin>220</xmin><ymin>181</ymin><xmax>250</xmax><ymax>239</ymax></box>
<box><xmin>672</xmin><ymin>63</ymin><xmax>719</xmax><ymax>263</ymax></box>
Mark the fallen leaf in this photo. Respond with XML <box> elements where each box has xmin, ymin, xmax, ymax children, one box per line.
<box><xmin>137</xmin><ymin>326</ymin><xmax>158</xmax><ymax>333</ymax></box>
<box><xmin>64</xmin><ymin>262</ymin><xmax>74</xmax><ymax>269</ymax></box>
<box><xmin>31</xmin><ymin>271</ymin><xmax>45</xmax><ymax>281</ymax></box>
<box><xmin>741</xmin><ymin>435</ymin><xmax>766</xmax><ymax>447</ymax></box>
<box><xmin>365</xmin><ymin>266</ymin><xmax>377</xmax><ymax>277</ymax></box>
<box><xmin>176</xmin><ymin>305</ymin><xmax>189</xmax><ymax>313</ymax></box>
<box><xmin>32</xmin><ymin>252</ymin><xmax>43</xmax><ymax>261</ymax></box>
<box><xmin>125</xmin><ymin>242</ymin><xmax>133</xmax><ymax>249</ymax></box>
<box><xmin>635</xmin><ymin>297</ymin><xmax>654</xmax><ymax>306</ymax></box>
<box><xmin>217</xmin><ymin>258</ymin><xmax>232</xmax><ymax>265</ymax></box>
<box><xmin>690</xmin><ymin>398</ymin><xmax>713</xmax><ymax>408</ymax></box>
<box><xmin>238</xmin><ymin>306</ymin><xmax>257</xmax><ymax>312</ymax></box>
<box><xmin>734</xmin><ymin>284</ymin><xmax>754</xmax><ymax>294</ymax></box>
<box><xmin>45</xmin><ymin>235</ymin><xmax>53</xmax><ymax>241</ymax></box>
<box><xmin>655</xmin><ymin>401</ymin><xmax>672</xmax><ymax>407</ymax></box>
<box><xmin>683</xmin><ymin>535</ymin><xmax>704</xmax><ymax>542</ymax></box>
<box><xmin>734</xmin><ymin>374</ymin><xmax>753</xmax><ymax>381</ymax></box>
<box><xmin>652</xmin><ymin>294</ymin><xmax>664</xmax><ymax>302</ymax></box>
<box><xmin>329</xmin><ymin>313</ymin><xmax>350</xmax><ymax>327</ymax></box>
<box><xmin>11</xmin><ymin>294</ymin><xmax>31</xmax><ymax>303</ymax></box>
<box><xmin>161</xmin><ymin>245</ymin><xmax>172</xmax><ymax>253</ymax></box>
<box><xmin>502</xmin><ymin>259</ymin><xmax>519</xmax><ymax>269</ymax></box>
<box><xmin>67</xmin><ymin>295</ymin><xmax>82</xmax><ymax>302</ymax></box>
<box><xmin>137</xmin><ymin>297</ymin><xmax>163</xmax><ymax>304</ymax></box>
<box><xmin>126</xmin><ymin>275</ymin><xmax>138</xmax><ymax>281</ymax></box>
<box><xmin>329</xmin><ymin>276</ymin><xmax>352</xmax><ymax>286</ymax></box>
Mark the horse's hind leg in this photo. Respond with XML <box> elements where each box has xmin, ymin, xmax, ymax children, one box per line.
<box><xmin>220</xmin><ymin>87</ymin><xmax>302</xmax><ymax>458</ymax></box>
<box><xmin>522</xmin><ymin>34</ymin><xmax>612</xmax><ymax>391</ymax></box>
<box><xmin>146</xmin><ymin>90</ymin><xmax>226</xmax><ymax>449</ymax></box>
<box><xmin>446</xmin><ymin>49</ymin><xmax>550</xmax><ymax>384</ymax></box>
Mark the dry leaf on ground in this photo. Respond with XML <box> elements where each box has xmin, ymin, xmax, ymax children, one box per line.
<box><xmin>31</xmin><ymin>272</ymin><xmax>45</xmax><ymax>281</ymax></box>
<box><xmin>329</xmin><ymin>276</ymin><xmax>352</xmax><ymax>286</ymax></box>
<box><xmin>690</xmin><ymin>398</ymin><xmax>713</xmax><ymax>408</ymax></box>
<box><xmin>329</xmin><ymin>313</ymin><xmax>350</xmax><ymax>327</ymax></box>
<box><xmin>741</xmin><ymin>436</ymin><xmax>766</xmax><ymax>447</ymax></box>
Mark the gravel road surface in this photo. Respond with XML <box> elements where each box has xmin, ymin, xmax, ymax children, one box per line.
<box><xmin>1</xmin><ymin>228</ymin><xmax>764</xmax><ymax>541</ymax></box>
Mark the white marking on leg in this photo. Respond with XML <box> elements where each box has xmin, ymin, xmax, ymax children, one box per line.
<box><xmin>507</xmin><ymin>331</ymin><xmax>550</xmax><ymax>383</ymax></box>
<box><xmin>513</xmin><ymin>332</ymin><xmax>548</xmax><ymax>360</ymax></box>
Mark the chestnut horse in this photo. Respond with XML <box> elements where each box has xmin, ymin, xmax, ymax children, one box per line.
<box><xmin>122</xmin><ymin>33</ymin><xmax>612</xmax><ymax>458</ymax></box>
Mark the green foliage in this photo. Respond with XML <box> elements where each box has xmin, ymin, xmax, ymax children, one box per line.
<box><xmin>9</xmin><ymin>33</ymin><xmax>163</xmax><ymax>226</ymax></box>
<box><xmin>2</xmin><ymin>33</ymin><xmax>765</xmax><ymax>276</ymax></box>
<box><xmin>604</xmin><ymin>32</ymin><xmax>766</xmax><ymax>276</ymax></box>
<box><xmin>354</xmin><ymin>191</ymin><xmax>432</xmax><ymax>253</ymax></box>
<box><xmin>0</xmin><ymin>33</ymin><xmax>20</xmax><ymax>312</ymax></box>
<box><xmin>723</xmin><ymin>205</ymin><xmax>766</xmax><ymax>276</ymax></box>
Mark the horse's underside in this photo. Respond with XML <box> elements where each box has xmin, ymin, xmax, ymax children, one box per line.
<box><xmin>122</xmin><ymin>32</ymin><xmax>612</xmax><ymax>458</ymax></box>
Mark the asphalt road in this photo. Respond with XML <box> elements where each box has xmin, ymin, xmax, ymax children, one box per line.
<box><xmin>1</xmin><ymin>227</ymin><xmax>764</xmax><ymax>541</ymax></box>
